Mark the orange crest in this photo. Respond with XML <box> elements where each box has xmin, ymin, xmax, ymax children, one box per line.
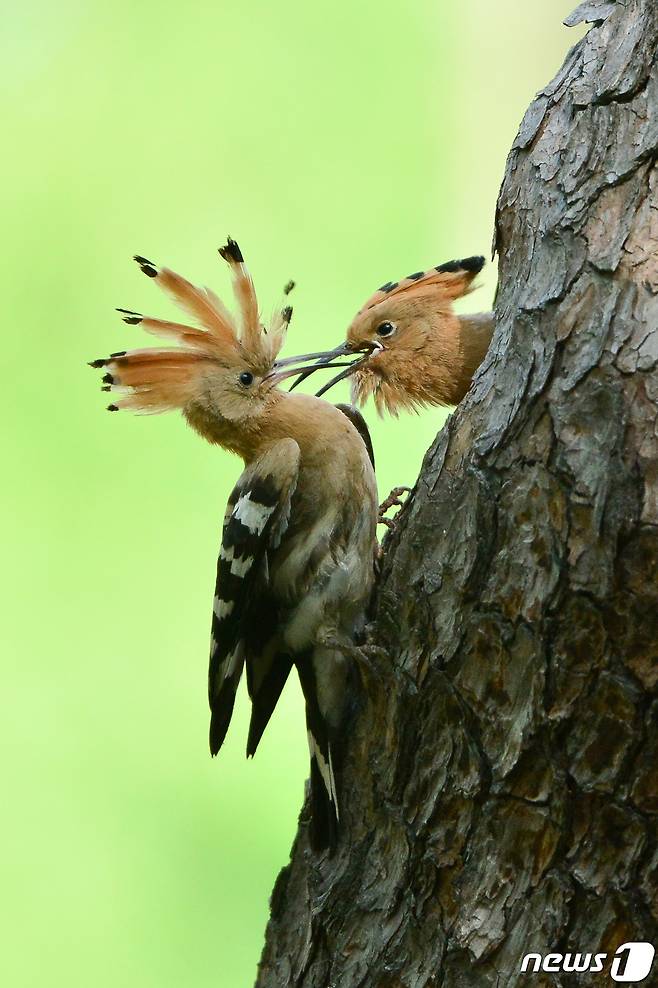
<box><xmin>90</xmin><ymin>239</ymin><xmax>294</xmax><ymax>414</ymax></box>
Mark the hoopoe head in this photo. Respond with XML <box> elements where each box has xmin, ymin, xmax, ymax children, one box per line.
<box><xmin>289</xmin><ymin>256</ymin><xmax>488</xmax><ymax>415</ymax></box>
<box><xmin>90</xmin><ymin>240</ymin><xmax>338</xmax><ymax>452</ymax></box>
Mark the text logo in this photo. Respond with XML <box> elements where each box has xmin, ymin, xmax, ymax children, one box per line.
<box><xmin>611</xmin><ymin>943</ymin><xmax>655</xmax><ymax>983</ymax></box>
<box><xmin>520</xmin><ymin>943</ymin><xmax>655</xmax><ymax>982</ymax></box>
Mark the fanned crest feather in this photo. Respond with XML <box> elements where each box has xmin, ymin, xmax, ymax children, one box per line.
<box><xmin>91</xmin><ymin>240</ymin><xmax>293</xmax><ymax>413</ymax></box>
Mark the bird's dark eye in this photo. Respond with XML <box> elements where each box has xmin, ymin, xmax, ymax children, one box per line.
<box><xmin>239</xmin><ymin>371</ymin><xmax>254</xmax><ymax>387</ymax></box>
<box><xmin>376</xmin><ymin>321</ymin><xmax>396</xmax><ymax>337</ymax></box>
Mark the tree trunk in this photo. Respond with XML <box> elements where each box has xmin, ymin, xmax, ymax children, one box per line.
<box><xmin>256</xmin><ymin>2</ymin><xmax>658</xmax><ymax>984</ymax></box>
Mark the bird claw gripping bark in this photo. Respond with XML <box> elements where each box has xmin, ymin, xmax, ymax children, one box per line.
<box><xmin>378</xmin><ymin>486</ymin><xmax>411</xmax><ymax>530</ymax></box>
<box><xmin>324</xmin><ymin>638</ymin><xmax>389</xmax><ymax>687</ymax></box>
<box><xmin>355</xmin><ymin>644</ymin><xmax>391</xmax><ymax>686</ymax></box>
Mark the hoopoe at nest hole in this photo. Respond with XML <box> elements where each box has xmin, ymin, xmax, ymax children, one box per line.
<box><xmin>288</xmin><ymin>256</ymin><xmax>494</xmax><ymax>415</ymax></box>
<box><xmin>89</xmin><ymin>239</ymin><xmax>378</xmax><ymax>851</ymax></box>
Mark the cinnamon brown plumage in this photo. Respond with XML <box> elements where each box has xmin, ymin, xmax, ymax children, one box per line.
<box><xmin>288</xmin><ymin>256</ymin><xmax>494</xmax><ymax>416</ymax></box>
<box><xmin>89</xmin><ymin>240</ymin><xmax>378</xmax><ymax>850</ymax></box>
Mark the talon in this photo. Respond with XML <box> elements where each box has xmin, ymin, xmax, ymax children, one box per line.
<box><xmin>353</xmin><ymin>643</ymin><xmax>389</xmax><ymax>684</ymax></box>
<box><xmin>378</xmin><ymin>485</ymin><xmax>412</xmax><ymax>519</ymax></box>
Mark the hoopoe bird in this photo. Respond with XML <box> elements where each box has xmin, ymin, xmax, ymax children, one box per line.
<box><xmin>89</xmin><ymin>240</ymin><xmax>378</xmax><ymax>850</ymax></box>
<box><xmin>289</xmin><ymin>256</ymin><xmax>493</xmax><ymax>415</ymax></box>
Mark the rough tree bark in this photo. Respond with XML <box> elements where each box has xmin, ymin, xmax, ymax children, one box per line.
<box><xmin>256</xmin><ymin>3</ymin><xmax>658</xmax><ymax>984</ymax></box>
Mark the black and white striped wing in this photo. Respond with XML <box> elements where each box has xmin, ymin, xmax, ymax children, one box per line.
<box><xmin>208</xmin><ymin>439</ymin><xmax>300</xmax><ymax>756</ymax></box>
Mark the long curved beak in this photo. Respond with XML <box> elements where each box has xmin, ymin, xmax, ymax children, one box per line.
<box><xmin>286</xmin><ymin>342</ymin><xmax>357</xmax><ymax>392</ymax></box>
<box><xmin>264</xmin><ymin>342</ymin><xmax>363</xmax><ymax>389</ymax></box>
<box><xmin>272</xmin><ymin>343</ymin><xmax>353</xmax><ymax>368</ymax></box>
<box><xmin>277</xmin><ymin>340</ymin><xmax>381</xmax><ymax>395</ymax></box>
<box><xmin>266</xmin><ymin>340</ymin><xmax>381</xmax><ymax>393</ymax></box>
<box><xmin>313</xmin><ymin>345</ymin><xmax>378</xmax><ymax>397</ymax></box>
<box><xmin>265</xmin><ymin>358</ymin><xmax>357</xmax><ymax>388</ymax></box>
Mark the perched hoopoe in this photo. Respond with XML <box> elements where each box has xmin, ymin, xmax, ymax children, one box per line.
<box><xmin>89</xmin><ymin>240</ymin><xmax>379</xmax><ymax>850</ymax></box>
<box><xmin>288</xmin><ymin>256</ymin><xmax>494</xmax><ymax>415</ymax></box>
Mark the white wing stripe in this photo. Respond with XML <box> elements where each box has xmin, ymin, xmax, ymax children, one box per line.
<box><xmin>233</xmin><ymin>494</ymin><xmax>275</xmax><ymax>534</ymax></box>
<box><xmin>213</xmin><ymin>597</ymin><xmax>234</xmax><ymax>620</ymax></box>
<box><xmin>218</xmin><ymin>543</ymin><xmax>254</xmax><ymax>579</ymax></box>
<box><xmin>230</xmin><ymin>556</ymin><xmax>252</xmax><ymax>578</ymax></box>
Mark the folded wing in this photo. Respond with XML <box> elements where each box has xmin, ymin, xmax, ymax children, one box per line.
<box><xmin>208</xmin><ymin>439</ymin><xmax>300</xmax><ymax>755</ymax></box>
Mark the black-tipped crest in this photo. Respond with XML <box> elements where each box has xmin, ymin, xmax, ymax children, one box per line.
<box><xmin>218</xmin><ymin>238</ymin><xmax>244</xmax><ymax>264</ymax></box>
<box><xmin>436</xmin><ymin>256</ymin><xmax>485</xmax><ymax>274</ymax></box>
<box><xmin>134</xmin><ymin>255</ymin><xmax>158</xmax><ymax>278</ymax></box>
<box><xmin>117</xmin><ymin>307</ymin><xmax>143</xmax><ymax>325</ymax></box>
<box><xmin>92</xmin><ymin>239</ymin><xmax>319</xmax><ymax>413</ymax></box>
<box><xmin>376</xmin><ymin>257</ymin><xmax>484</xmax><ymax>296</ymax></box>
<box><xmin>358</xmin><ymin>254</ymin><xmax>486</xmax><ymax>313</ymax></box>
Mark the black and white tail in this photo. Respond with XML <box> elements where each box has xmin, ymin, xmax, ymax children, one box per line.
<box><xmin>307</xmin><ymin>722</ymin><xmax>340</xmax><ymax>852</ymax></box>
<box><xmin>296</xmin><ymin>654</ymin><xmax>341</xmax><ymax>852</ymax></box>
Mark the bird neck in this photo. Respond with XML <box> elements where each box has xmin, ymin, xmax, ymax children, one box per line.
<box><xmin>186</xmin><ymin>389</ymin><xmax>356</xmax><ymax>468</ymax></box>
<box><xmin>184</xmin><ymin>389</ymin><xmax>286</xmax><ymax>463</ymax></box>
<box><xmin>244</xmin><ymin>392</ymin><xmax>368</xmax><ymax>482</ymax></box>
<box><xmin>457</xmin><ymin>311</ymin><xmax>494</xmax><ymax>374</ymax></box>
<box><xmin>439</xmin><ymin>310</ymin><xmax>493</xmax><ymax>404</ymax></box>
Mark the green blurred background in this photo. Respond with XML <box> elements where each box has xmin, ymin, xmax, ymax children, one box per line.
<box><xmin>3</xmin><ymin>3</ymin><xmax>582</xmax><ymax>985</ymax></box>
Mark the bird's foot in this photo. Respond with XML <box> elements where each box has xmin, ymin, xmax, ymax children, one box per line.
<box><xmin>323</xmin><ymin>639</ymin><xmax>389</xmax><ymax>684</ymax></box>
<box><xmin>378</xmin><ymin>486</ymin><xmax>411</xmax><ymax>531</ymax></box>
<box><xmin>351</xmin><ymin>643</ymin><xmax>391</xmax><ymax>686</ymax></box>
